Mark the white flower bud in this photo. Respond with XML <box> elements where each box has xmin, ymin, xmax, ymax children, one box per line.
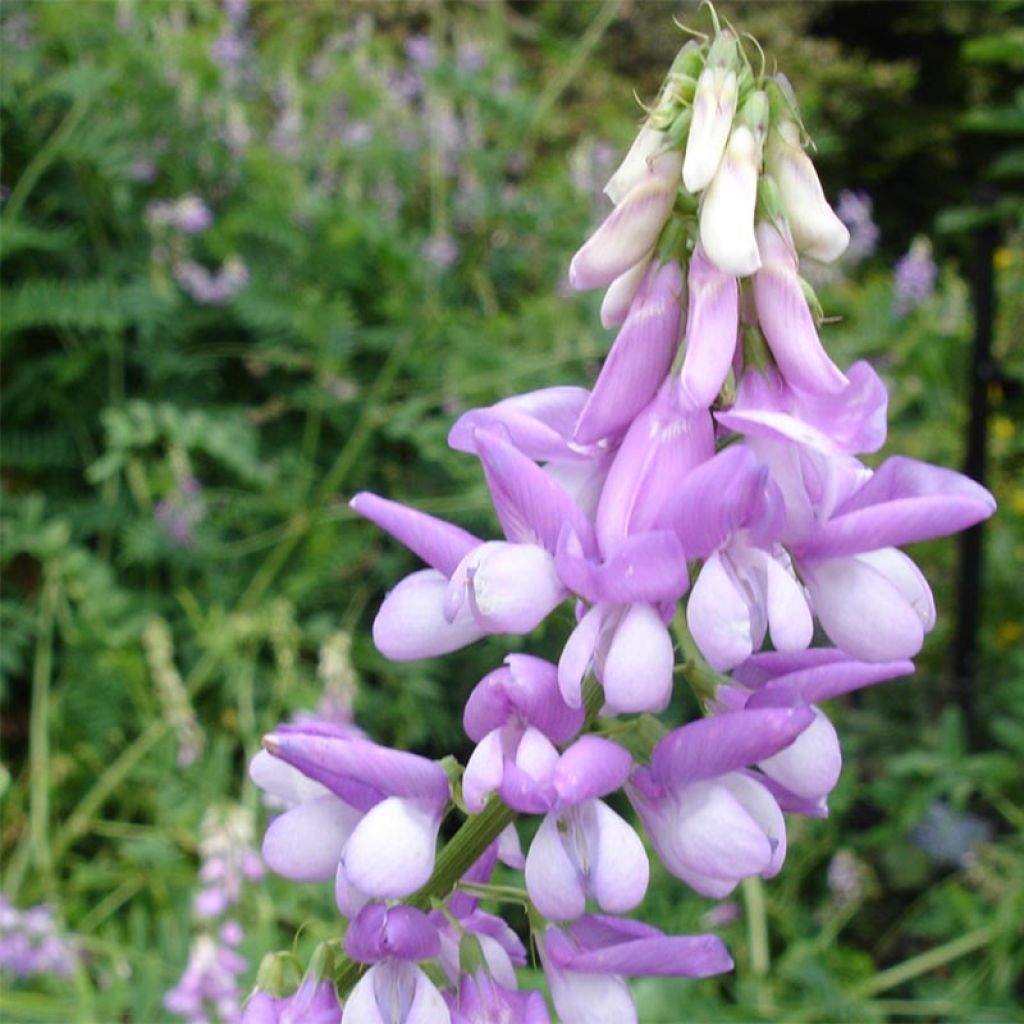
<box><xmin>700</xmin><ymin>124</ymin><xmax>762</xmax><ymax>277</ymax></box>
<box><xmin>682</xmin><ymin>33</ymin><xmax>740</xmax><ymax>193</ymax></box>
<box><xmin>766</xmin><ymin>120</ymin><xmax>850</xmax><ymax>263</ymax></box>
<box><xmin>604</xmin><ymin>124</ymin><xmax>668</xmax><ymax>206</ymax></box>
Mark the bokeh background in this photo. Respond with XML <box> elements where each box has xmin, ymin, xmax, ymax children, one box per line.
<box><xmin>2</xmin><ymin>1</ymin><xmax>1022</xmax><ymax>1021</ymax></box>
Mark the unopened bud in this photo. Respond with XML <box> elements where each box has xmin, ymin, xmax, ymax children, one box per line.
<box><xmin>254</xmin><ymin>951</ymin><xmax>300</xmax><ymax>997</ymax></box>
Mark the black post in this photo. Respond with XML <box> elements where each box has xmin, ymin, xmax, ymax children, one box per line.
<box><xmin>952</xmin><ymin>212</ymin><xmax>998</xmax><ymax>748</ymax></box>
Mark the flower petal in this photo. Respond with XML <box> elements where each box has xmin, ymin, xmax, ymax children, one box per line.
<box><xmin>801</xmin><ymin>554</ymin><xmax>925</xmax><ymax>661</ymax></box>
<box><xmin>575</xmin><ymin>261</ymin><xmax>683</xmax><ymax>445</ymax></box>
<box><xmin>525</xmin><ymin>813</ymin><xmax>587</xmax><ymax>921</ymax></box>
<box><xmin>262</xmin><ymin>796</ymin><xmax>360</xmax><ymax>882</ymax></box>
<box><xmin>589</xmin><ymin>801</ymin><xmax>649</xmax><ymax>914</ymax></box>
<box><xmin>374</xmin><ymin>569</ymin><xmax>486</xmax><ymax>661</ymax></box>
<box><xmin>687</xmin><ymin>552</ymin><xmax>754</xmax><ymax>671</ymax></box>
<box><xmin>651</xmin><ymin>706</ymin><xmax>814</xmax><ymax>785</ymax></box>
<box><xmin>350</xmin><ymin>493</ymin><xmax>480</xmax><ymax>577</ymax></box>
<box><xmin>554</xmin><ymin>736</ymin><xmax>632</xmax><ymax>804</ymax></box>
<box><xmin>600</xmin><ymin>602</ymin><xmax>674</xmax><ymax>714</ymax></box>
<box><xmin>679</xmin><ymin>246</ymin><xmax>740</xmax><ymax>407</ymax></box>
<box><xmin>341</xmin><ymin>797</ymin><xmax>441</xmax><ymax>900</ymax></box>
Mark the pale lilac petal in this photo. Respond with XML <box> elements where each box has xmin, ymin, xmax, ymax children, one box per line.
<box><xmin>262</xmin><ymin>796</ymin><xmax>360</xmax><ymax>882</ymax></box>
<box><xmin>570</xmin><ymin>152</ymin><xmax>682</xmax><ymax>290</ymax></box>
<box><xmin>736</xmin><ymin>649</ymin><xmax>915</xmax><ymax>703</ymax></box>
<box><xmin>683</xmin><ymin>57</ymin><xmax>738</xmax><ymax>193</ymax></box>
<box><xmin>700</xmin><ymin>126</ymin><xmax>761</xmax><ymax>277</ymax></box>
<box><xmin>249</xmin><ymin>749</ymin><xmax>328</xmax><ymax>806</ymax></box>
<box><xmin>554</xmin><ymin>736</ymin><xmax>632</xmax><ymax>804</ymax></box>
<box><xmin>857</xmin><ymin>548</ymin><xmax>935</xmax><ymax>631</ymax></box>
<box><xmin>766</xmin><ymin>120</ymin><xmax>850</xmax><ymax>263</ymax></box>
<box><xmin>351</xmin><ymin>492</ymin><xmax>480</xmax><ymax>577</ymax></box>
<box><xmin>802</xmin><ymin>554</ymin><xmax>925</xmax><ymax>661</ymax></box>
<box><xmin>463</xmin><ymin>654</ymin><xmax>584</xmax><ymax>744</ymax></box>
<box><xmin>462</xmin><ymin>729</ymin><xmax>506</xmax><ymax>813</ymax></box>
<box><xmin>474</xmin><ymin>430</ymin><xmax>597</xmax><ymax>554</ymax></box>
<box><xmin>345</xmin><ymin>962</ymin><xmax>449</xmax><ymax>1024</ymax></box>
<box><xmin>557</xmin><ymin>527</ymin><xmax>690</xmax><ymax>606</ymax></box>
<box><xmin>763</xmin><ymin>554</ymin><xmax>813</xmax><ymax>653</ymax></box>
<box><xmin>551</xmin><ymin>920</ymin><xmax>732</xmax><ymax>978</ymax></box>
<box><xmin>512</xmin><ymin>726</ymin><xmax>561</xmax><ymax>788</ymax></box>
<box><xmin>341</xmin><ymin>797</ymin><xmax>441</xmax><ymax>900</ymax></box>
<box><xmin>451</xmin><ymin>542</ymin><xmax>566</xmax><ymax>633</ymax></box>
<box><xmin>600</xmin><ymin>602</ymin><xmax>674</xmax><ymax>714</ymax></box>
<box><xmin>266</xmin><ymin>727</ymin><xmax>449</xmax><ymax>807</ymax></box>
<box><xmin>575</xmin><ymin>261</ymin><xmax>683</xmax><ymax>444</ymax></box>
<box><xmin>679</xmin><ymin>246</ymin><xmax>740</xmax><ymax>407</ymax></box>
<box><xmin>758</xmin><ymin>706</ymin><xmax>841</xmax><ymax>800</ymax></box>
<box><xmin>600</xmin><ymin>255</ymin><xmax>653</xmax><ymax>328</ymax></box>
<box><xmin>651</xmin><ymin>706</ymin><xmax>814</xmax><ymax>784</ymax></box>
<box><xmin>557</xmin><ymin>603</ymin><xmax>607</xmax><ymax>708</ymax></box>
<box><xmin>640</xmin><ymin>777</ymin><xmax>776</xmax><ymax>897</ymax></box>
<box><xmin>718</xmin><ymin>362</ymin><xmax>888</xmax><ymax>457</ymax></box>
<box><xmin>589</xmin><ymin>801</ymin><xmax>649</xmax><ymax>914</ymax></box>
<box><xmin>525</xmin><ymin>813</ymin><xmax>587</xmax><ymax>921</ymax></box>
<box><xmin>595</xmin><ymin>388</ymin><xmax>715</xmax><ymax>553</ymax></box>
<box><xmin>374</xmin><ymin>569</ymin><xmax>485</xmax><ymax>661</ymax></box>
<box><xmin>660</xmin><ymin>446</ymin><xmax>778</xmax><ymax>558</ymax></box>
<box><xmin>605</xmin><ymin>124</ymin><xmax>669</xmax><ymax>205</ymax></box>
<box><xmin>448</xmin><ymin>387</ymin><xmax>593</xmax><ymax>462</ymax></box>
<box><xmin>753</xmin><ymin>222</ymin><xmax>848</xmax><ymax>395</ymax></box>
<box><xmin>345</xmin><ymin>904</ymin><xmax>441</xmax><ymax>964</ymax></box>
<box><xmin>687</xmin><ymin>552</ymin><xmax>754</xmax><ymax>671</ymax></box>
<box><xmin>545</xmin><ymin>962</ymin><xmax>636</xmax><ymax>1024</ymax></box>
<box><xmin>801</xmin><ymin>457</ymin><xmax>997</xmax><ymax>558</ymax></box>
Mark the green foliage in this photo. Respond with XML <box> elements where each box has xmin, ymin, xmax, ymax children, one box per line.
<box><xmin>1</xmin><ymin>2</ymin><xmax>1022</xmax><ymax>1022</ymax></box>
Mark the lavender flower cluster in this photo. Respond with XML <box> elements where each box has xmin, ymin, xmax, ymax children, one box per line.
<box><xmin>0</xmin><ymin>896</ymin><xmax>78</xmax><ymax>980</ymax></box>
<box><xmin>165</xmin><ymin>807</ymin><xmax>263</xmax><ymax>1024</ymax></box>
<box><xmin>242</xmin><ymin>19</ymin><xmax>994</xmax><ymax>1023</ymax></box>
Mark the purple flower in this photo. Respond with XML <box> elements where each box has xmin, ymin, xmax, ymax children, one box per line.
<box><xmin>540</xmin><ymin>915</ymin><xmax>733</xmax><ymax>1024</ymax></box>
<box><xmin>242</xmin><ymin>978</ymin><xmax>342</xmax><ymax>1024</ymax></box>
<box><xmin>405</xmin><ymin>35</ymin><xmax>436</xmax><ymax>69</ymax></box>
<box><xmin>174</xmin><ymin>257</ymin><xmax>249</xmax><ymax>305</ymax></box>
<box><xmin>835</xmin><ymin>190</ymin><xmax>879</xmax><ymax>264</ymax></box>
<box><xmin>629</xmin><ymin>706</ymin><xmax>813</xmax><ymax>897</ymax></box>
<box><xmin>165</xmin><ymin>934</ymin><xmax>247</xmax><ymax>1024</ymax></box>
<box><xmin>422</xmin><ymin>234</ymin><xmax>460</xmax><ymax>269</ymax></box>
<box><xmin>0</xmin><ymin>897</ymin><xmax>78</xmax><ymax>979</ymax></box>
<box><xmin>343</xmin><ymin>906</ymin><xmax>448</xmax><ymax>1023</ymax></box>
<box><xmin>446</xmin><ymin>970</ymin><xmax>550</xmax><ymax>1024</ymax></box>
<box><xmin>252</xmin><ymin>725</ymin><xmax>450</xmax><ymax>916</ymax></box>
<box><xmin>893</xmin><ymin>237</ymin><xmax>937</xmax><ymax>314</ymax></box>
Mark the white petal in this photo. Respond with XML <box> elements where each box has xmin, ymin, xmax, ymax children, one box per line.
<box><xmin>758</xmin><ymin>706</ymin><xmax>841</xmax><ymax>801</ymax></box>
<box><xmin>589</xmin><ymin>800</ymin><xmax>649</xmax><ymax>914</ymax></box>
<box><xmin>341</xmin><ymin>797</ymin><xmax>439</xmax><ymax>899</ymax></box>
<box><xmin>601</xmin><ymin>603</ymin><xmax>674</xmax><ymax>714</ymax></box>
<box><xmin>525</xmin><ymin>813</ymin><xmax>586</xmax><ymax>921</ymax></box>
<box><xmin>262</xmin><ymin>795</ymin><xmax>360</xmax><ymax>882</ymax></box>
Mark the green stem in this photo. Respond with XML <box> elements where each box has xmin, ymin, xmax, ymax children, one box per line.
<box><xmin>27</xmin><ymin>574</ymin><xmax>59</xmax><ymax>895</ymax></box>
<box><xmin>3</xmin><ymin>93</ymin><xmax>91</xmax><ymax>224</ymax></box>
<box><xmin>524</xmin><ymin>0</ymin><xmax>624</xmax><ymax>148</ymax></box>
<box><xmin>742</xmin><ymin>875</ymin><xmax>773</xmax><ymax>1017</ymax></box>
<box><xmin>850</xmin><ymin>925</ymin><xmax>995</xmax><ymax>999</ymax></box>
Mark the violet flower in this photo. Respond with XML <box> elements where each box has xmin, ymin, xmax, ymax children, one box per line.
<box><xmin>252</xmin><ymin>724</ymin><xmax>450</xmax><ymax>916</ymax></box>
<box><xmin>629</xmin><ymin>706</ymin><xmax>813</xmax><ymax>897</ymax></box>
<box><xmin>540</xmin><ymin>915</ymin><xmax>733</xmax><ymax>1024</ymax></box>
<box><xmin>343</xmin><ymin>905</ymin><xmax>448</xmax><ymax>1023</ymax></box>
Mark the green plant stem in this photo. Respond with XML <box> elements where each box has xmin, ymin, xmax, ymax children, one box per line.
<box><xmin>26</xmin><ymin>574</ymin><xmax>58</xmax><ymax>896</ymax></box>
<box><xmin>524</xmin><ymin>0</ymin><xmax>624</xmax><ymax>148</ymax></box>
<box><xmin>3</xmin><ymin>94</ymin><xmax>90</xmax><ymax>223</ymax></box>
<box><xmin>851</xmin><ymin>925</ymin><xmax>996</xmax><ymax>999</ymax></box>
<box><xmin>742</xmin><ymin>876</ymin><xmax>773</xmax><ymax>1016</ymax></box>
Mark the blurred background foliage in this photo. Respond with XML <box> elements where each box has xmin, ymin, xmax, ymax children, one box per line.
<box><xmin>1</xmin><ymin>0</ymin><xmax>1022</xmax><ymax>1021</ymax></box>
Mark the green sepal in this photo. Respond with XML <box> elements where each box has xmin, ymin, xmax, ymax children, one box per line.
<box><xmin>458</xmin><ymin>933</ymin><xmax>490</xmax><ymax>978</ymax></box>
<box><xmin>742</xmin><ymin>321</ymin><xmax>774</xmax><ymax>376</ymax></box>
<box><xmin>255</xmin><ymin>950</ymin><xmax>302</xmax><ymax>998</ymax></box>
<box><xmin>800</xmin><ymin>277</ymin><xmax>825</xmax><ymax>322</ymax></box>
<box><xmin>669</xmin><ymin>39</ymin><xmax>706</xmax><ymax>80</ymax></box>
<box><xmin>756</xmin><ymin>173</ymin><xmax>786</xmax><ymax>228</ymax></box>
